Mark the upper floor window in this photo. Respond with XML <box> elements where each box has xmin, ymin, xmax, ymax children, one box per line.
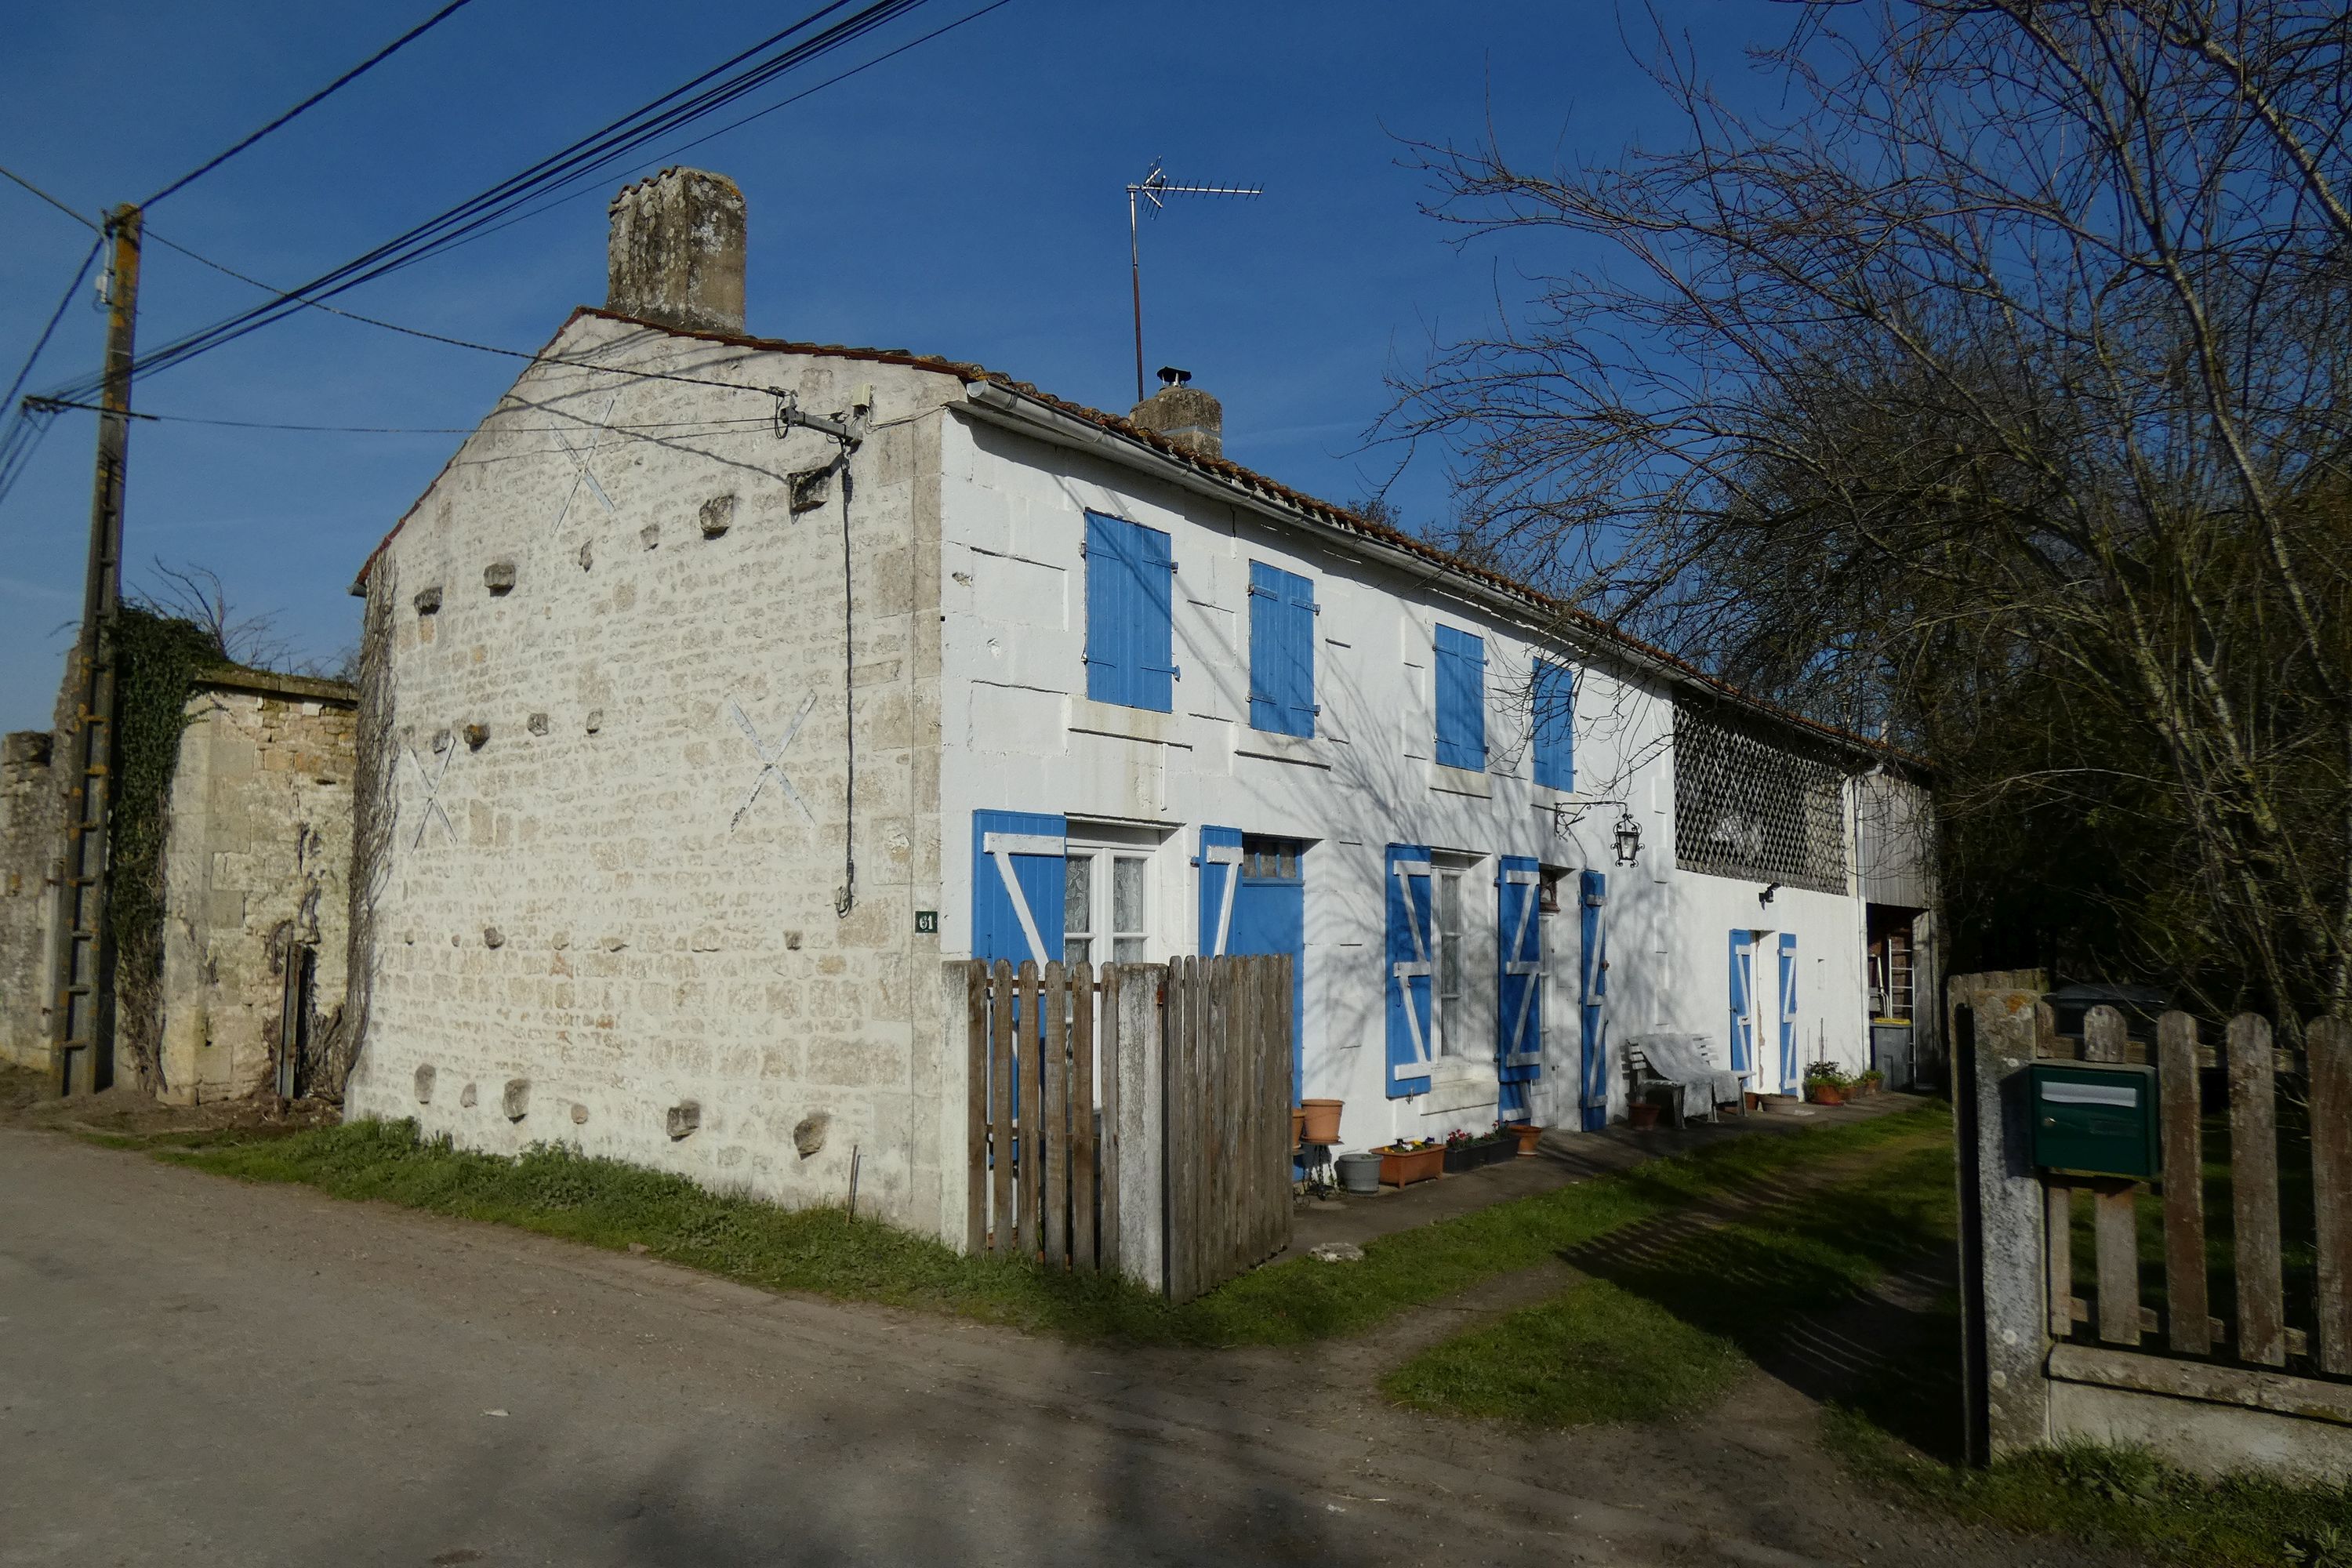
<box><xmin>1083</xmin><ymin>510</ymin><xmax>1176</xmax><ymax>712</ymax></box>
<box><xmin>1247</xmin><ymin>561</ymin><xmax>1317</xmax><ymax>737</ymax></box>
<box><xmin>1434</xmin><ymin>625</ymin><xmax>1486</xmax><ymax>771</ymax></box>
<box><xmin>1533</xmin><ymin>659</ymin><xmax>1576</xmax><ymax>790</ymax></box>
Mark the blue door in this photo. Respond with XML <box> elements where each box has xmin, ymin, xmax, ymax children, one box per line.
<box><xmin>971</xmin><ymin>811</ymin><xmax>1066</xmax><ymax>1131</ymax></box>
<box><xmin>1198</xmin><ymin>826</ymin><xmax>1305</xmax><ymax>1101</ymax></box>
<box><xmin>1577</xmin><ymin>869</ymin><xmax>1608</xmax><ymax>1131</ymax></box>
<box><xmin>1496</xmin><ymin>856</ymin><xmax>1543</xmax><ymax>1123</ymax></box>
<box><xmin>1777</xmin><ymin>932</ymin><xmax>1799</xmax><ymax>1094</ymax></box>
<box><xmin>1728</xmin><ymin>931</ymin><xmax>1758</xmax><ymax>1088</ymax></box>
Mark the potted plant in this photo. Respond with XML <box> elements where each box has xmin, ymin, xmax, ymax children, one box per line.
<box><xmin>1628</xmin><ymin>1095</ymin><xmax>1664</xmax><ymax>1130</ymax></box>
<box><xmin>1377</xmin><ymin>1138</ymin><xmax>1445</xmax><ymax>1187</ymax></box>
<box><xmin>1855</xmin><ymin>1067</ymin><xmax>1885</xmax><ymax>1098</ymax></box>
<box><xmin>1480</xmin><ymin>1123</ymin><xmax>1517</xmax><ymax>1165</ymax></box>
<box><xmin>1441</xmin><ymin>1128</ymin><xmax>1478</xmax><ymax>1173</ymax></box>
<box><xmin>1803</xmin><ymin>1063</ymin><xmax>1853</xmax><ymax>1105</ymax></box>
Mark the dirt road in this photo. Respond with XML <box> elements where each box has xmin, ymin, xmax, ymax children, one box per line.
<box><xmin>0</xmin><ymin>1128</ymin><xmax>2092</xmax><ymax>1567</ymax></box>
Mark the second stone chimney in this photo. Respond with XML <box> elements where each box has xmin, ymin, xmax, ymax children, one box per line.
<box><xmin>1128</xmin><ymin>366</ymin><xmax>1222</xmax><ymax>459</ymax></box>
<box><xmin>606</xmin><ymin>168</ymin><xmax>746</xmax><ymax>335</ymax></box>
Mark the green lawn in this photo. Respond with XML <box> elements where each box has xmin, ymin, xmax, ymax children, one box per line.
<box><xmin>151</xmin><ymin>1102</ymin><xmax>1945</xmax><ymax>1348</ymax></box>
<box><xmin>1379</xmin><ymin>1102</ymin><xmax>2352</xmax><ymax>1567</ymax></box>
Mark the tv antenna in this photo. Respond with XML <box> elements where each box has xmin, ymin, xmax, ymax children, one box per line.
<box><xmin>1126</xmin><ymin>160</ymin><xmax>1262</xmax><ymax>404</ymax></box>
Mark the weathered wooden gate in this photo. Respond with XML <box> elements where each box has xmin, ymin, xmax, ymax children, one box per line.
<box><xmin>1958</xmin><ymin>977</ymin><xmax>2352</xmax><ymax>1478</ymax></box>
<box><xmin>963</xmin><ymin>954</ymin><xmax>1292</xmax><ymax>1301</ymax></box>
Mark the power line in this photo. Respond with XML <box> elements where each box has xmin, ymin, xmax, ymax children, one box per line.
<box><xmin>0</xmin><ymin>160</ymin><xmax>98</xmax><ymax>228</ymax></box>
<box><xmin>404</xmin><ymin>0</ymin><xmax>1018</xmax><ymax>265</ymax></box>
<box><xmin>45</xmin><ymin>0</ymin><xmax>941</xmax><ymax>399</ymax></box>
<box><xmin>2</xmin><ymin>236</ymin><xmax>105</xmax><ymax>418</ymax></box>
<box><xmin>26</xmin><ymin>395</ymin><xmax>774</xmax><ymax>436</ymax></box>
<box><xmin>143</xmin><ymin>0</ymin><xmax>481</xmax><ymax>209</ymax></box>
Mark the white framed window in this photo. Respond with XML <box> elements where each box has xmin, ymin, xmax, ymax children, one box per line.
<box><xmin>1065</xmin><ymin>846</ymin><xmax>1149</xmax><ymax>969</ymax></box>
<box><xmin>1434</xmin><ymin>865</ymin><xmax>1467</xmax><ymax>1056</ymax></box>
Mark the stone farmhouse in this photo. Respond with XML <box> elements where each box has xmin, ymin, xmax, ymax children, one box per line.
<box><xmin>1</xmin><ymin>663</ymin><xmax>355</xmax><ymax>1100</ymax></box>
<box><xmin>340</xmin><ymin>167</ymin><xmax>1934</xmax><ymax>1241</ymax></box>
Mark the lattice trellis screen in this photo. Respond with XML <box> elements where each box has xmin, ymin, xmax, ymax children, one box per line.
<box><xmin>1674</xmin><ymin>706</ymin><xmax>1850</xmax><ymax>893</ymax></box>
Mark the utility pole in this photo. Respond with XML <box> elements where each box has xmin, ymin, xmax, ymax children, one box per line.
<box><xmin>1125</xmin><ymin>162</ymin><xmax>1261</xmax><ymax>405</ymax></box>
<box><xmin>49</xmin><ymin>203</ymin><xmax>142</xmax><ymax>1098</ymax></box>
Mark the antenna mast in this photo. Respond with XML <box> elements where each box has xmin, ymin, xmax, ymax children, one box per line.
<box><xmin>1126</xmin><ymin>160</ymin><xmax>1262</xmax><ymax>404</ymax></box>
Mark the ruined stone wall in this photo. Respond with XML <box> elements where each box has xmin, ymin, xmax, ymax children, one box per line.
<box><xmin>154</xmin><ymin>672</ymin><xmax>356</xmax><ymax>1103</ymax></box>
<box><xmin>0</xmin><ymin>730</ymin><xmax>59</xmax><ymax>1073</ymax></box>
<box><xmin>343</xmin><ymin>314</ymin><xmax>952</xmax><ymax>1233</ymax></box>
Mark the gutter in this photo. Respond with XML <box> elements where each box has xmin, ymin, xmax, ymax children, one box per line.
<box><xmin>957</xmin><ymin>380</ymin><xmax>1895</xmax><ymax>770</ymax></box>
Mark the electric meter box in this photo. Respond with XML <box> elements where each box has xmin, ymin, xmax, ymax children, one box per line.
<box><xmin>2029</xmin><ymin>1061</ymin><xmax>2160</xmax><ymax>1179</ymax></box>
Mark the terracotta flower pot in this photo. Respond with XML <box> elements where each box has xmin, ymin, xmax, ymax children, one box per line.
<box><xmin>1807</xmin><ymin>1083</ymin><xmax>1847</xmax><ymax>1106</ymax></box>
<box><xmin>1291</xmin><ymin>1107</ymin><xmax>1306</xmax><ymax>1149</ymax></box>
<box><xmin>1507</xmin><ymin>1123</ymin><xmax>1543</xmax><ymax>1156</ymax></box>
<box><xmin>1628</xmin><ymin>1102</ymin><xmax>1662</xmax><ymax>1130</ymax></box>
<box><xmin>1300</xmin><ymin>1098</ymin><xmax>1344</xmax><ymax>1144</ymax></box>
<box><xmin>1377</xmin><ymin>1144</ymin><xmax>1444</xmax><ymax>1187</ymax></box>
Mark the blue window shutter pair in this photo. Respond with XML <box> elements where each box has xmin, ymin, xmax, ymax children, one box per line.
<box><xmin>1385</xmin><ymin>844</ymin><xmax>1435</xmax><ymax>1098</ymax></box>
<box><xmin>1533</xmin><ymin>660</ymin><xmax>1575</xmax><ymax>790</ymax></box>
<box><xmin>1083</xmin><ymin>510</ymin><xmax>1176</xmax><ymax>712</ymax></box>
<box><xmin>1247</xmin><ymin>561</ymin><xmax>1316</xmax><ymax>737</ymax></box>
<box><xmin>971</xmin><ymin>810</ymin><xmax>1067</xmax><ymax>968</ymax></box>
<box><xmin>1496</xmin><ymin>855</ymin><xmax>1542</xmax><ymax>1086</ymax></box>
<box><xmin>1434</xmin><ymin>626</ymin><xmax>1486</xmax><ymax>770</ymax></box>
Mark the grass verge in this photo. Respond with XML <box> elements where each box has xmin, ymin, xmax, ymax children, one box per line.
<box><xmin>154</xmin><ymin>1103</ymin><xmax>1944</xmax><ymax>1348</ymax></box>
<box><xmin>1376</xmin><ymin>1099</ymin><xmax>2352</xmax><ymax>1566</ymax></box>
<box><xmin>1381</xmin><ymin>1120</ymin><xmax>1957</xmax><ymax>1425</ymax></box>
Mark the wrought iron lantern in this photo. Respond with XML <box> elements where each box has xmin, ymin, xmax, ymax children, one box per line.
<box><xmin>1612</xmin><ymin>809</ymin><xmax>1643</xmax><ymax>867</ymax></box>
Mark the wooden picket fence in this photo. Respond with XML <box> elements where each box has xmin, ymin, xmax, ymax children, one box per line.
<box><xmin>962</xmin><ymin>954</ymin><xmax>1292</xmax><ymax>1301</ymax></box>
<box><xmin>1162</xmin><ymin>954</ymin><xmax>1294</xmax><ymax>1305</ymax></box>
<box><xmin>2038</xmin><ymin>1004</ymin><xmax>2352</xmax><ymax>1377</ymax></box>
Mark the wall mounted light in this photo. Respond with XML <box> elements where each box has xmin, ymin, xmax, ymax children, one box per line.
<box><xmin>1612</xmin><ymin>810</ymin><xmax>1643</xmax><ymax>867</ymax></box>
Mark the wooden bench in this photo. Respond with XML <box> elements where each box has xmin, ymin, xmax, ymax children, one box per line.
<box><xmin>1624</xmin><ymin>1039</ymin><xmax>1746</xmax><ymax>1129</ymax></box>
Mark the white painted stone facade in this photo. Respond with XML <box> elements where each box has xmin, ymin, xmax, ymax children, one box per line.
<box><xmin>346</xmin><ymin>308</ymin><xmax>1904</xmax><ymax>1246</ymax></box>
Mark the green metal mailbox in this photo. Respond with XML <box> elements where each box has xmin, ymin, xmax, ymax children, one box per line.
<box><xmin>2028</xmin><ymin>1061</ymin><xmax>2160</xmax><ymax>1178</ymax></box>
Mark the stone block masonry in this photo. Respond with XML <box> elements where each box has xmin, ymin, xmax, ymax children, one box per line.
<box><xmin>343</xmin><ymin>314</ymin><xmax>953</xmax><ymax>1236</ymax></box>
<box><xmin>0</xmin><ymin>730</ymin><xmax>60</xmax><ymax>1072</ymax></box>
<box><xmin>156</xmin><ymin>670</ymin><xmax>357</xmax><ymax>1103</ymax></box>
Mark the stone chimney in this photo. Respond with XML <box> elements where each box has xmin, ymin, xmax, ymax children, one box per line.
<box><xmin>1128</xmin><ymin>366</ymin><xmax>1222</xmax><ymax>459</ymax></box>
<box><xmin>606</xmin><ymin>168</ymin><xmax>746</xmax><ymax>335</ymax></box>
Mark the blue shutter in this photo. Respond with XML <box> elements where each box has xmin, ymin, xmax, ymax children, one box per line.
<box><xmin>1434</xmin><ymin>626</ymin><xmax>1486</xmax><ymax>770</ymax></box>
<box><xmin>1727</xmin><ymin>931</ymin><xmax>1754</xmax><ymax>1076</ymax></box>
<box><xmin>1497</xmin><ymin>856</ymin><xmax>1543</xmax><ymax>1102</ymax></box>
<box><xmin>1247</xmin><ymin>561</ymin><xmax>1317</xmax><ymax>738</ymax></box>
<box><xmin>1131</xmin><ymin>519</ymin><xmax>1177</xmax><ymax>711</ymax></box>
<box><xmin>1777</xmin><ymin>932</ymin><xmax>1798</xmax><ymax>1094</ymax></box>
<box><xmin>971</xmin><ymin>810</ymin><xmax>1067</xmax><ymax>967</ymax></box>
<box><xmin>1533</xmin><ymin>660</ymin><xmax>1575</xmax><ymax>790</ymax></box>
<box><xmin>1385</xmin><ymin>844</ymin><xmax>1435</xmax><ymax>1098</ymax></box>
<box><xmin>1083</xmin><ymin>511</ymin><xmax>1176</xmax><ymax>713</ymax></box>
<box><xmin>1196</xmin><ymin>825</ymin><xmax>1243</xmax><ymax>955</ymax></box>
<box><xmin>1577</xmin><ymin>869</ymin><xmax>1608</xmax><ymax>1131</ymax></box>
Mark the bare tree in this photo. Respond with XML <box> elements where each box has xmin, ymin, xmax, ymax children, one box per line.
<box><xmin>132</xmin><ymin>560</ymin><xmax>293</xmax><ymax>671</ymax></box>
<box><xmin>1396</xmin><ymin>1</ymin><xmax>2352</xmax><ymax>1022</ymax></box>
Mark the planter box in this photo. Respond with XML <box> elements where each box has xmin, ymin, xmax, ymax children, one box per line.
<box><xmin>1377</xmin><ymin>1144</ymin><xmax>1444</xmax><ymax>1187</ymax></box>
<box><xmin>1482</xmin><ymin>1137</ymin><xmax>1515</xmax><ymax>1166</ymax></box>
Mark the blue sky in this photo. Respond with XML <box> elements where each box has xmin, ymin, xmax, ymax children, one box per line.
<box><xmin>0</xmin><ymin>0</ymin><xmax>1788</xmax><ymax>732</ymax></box>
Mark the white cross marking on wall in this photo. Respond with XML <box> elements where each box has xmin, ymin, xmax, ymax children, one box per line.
<box><xmin>728</xmin><ymin>693</ymin><xmax>819</xmax><ymax>831</ymax></box>
<box><xmin>404</xmin><ymin>741</ymin><xmax>457</xmax><ymax>849</ymax></box>
<box><xmin>551</xmin><ymin>389</ymin><xmax>622</xmax><ymax>531</ymax></box>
